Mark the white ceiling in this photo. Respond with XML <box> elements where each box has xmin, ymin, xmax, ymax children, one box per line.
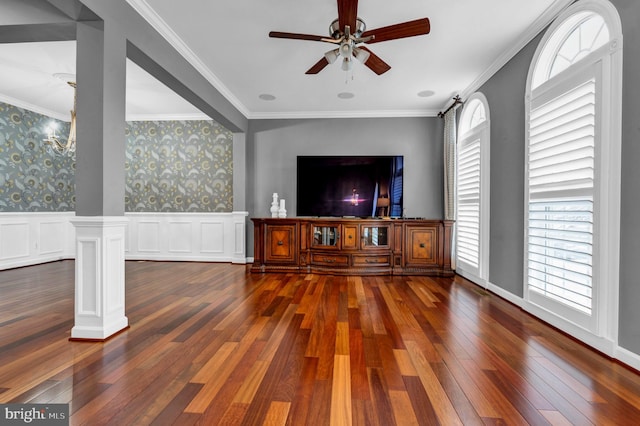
<box><xmin>0</xmin><ymin>0</ymin><xmax>572</xmax><ymax>122</ymax></box>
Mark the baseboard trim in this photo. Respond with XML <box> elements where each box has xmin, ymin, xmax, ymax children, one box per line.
<box><xmin>457</xmin><ymin>274</ymin><xmax>640</xmax><ymax>373</ymax></box>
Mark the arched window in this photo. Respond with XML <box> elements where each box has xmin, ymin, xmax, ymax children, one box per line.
<box><xmin>524</xmin><ymin>0</ymin><xmax>622</xmax><ymax>345</ymax></box>
<box><xmin>456</xmin><ymin>93</ymin><xmax>490</xmax><ymax>284</ymax></box>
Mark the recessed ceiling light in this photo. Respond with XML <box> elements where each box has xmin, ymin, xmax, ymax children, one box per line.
<box><xmin>337</xmin><ymin>92</ymin><xmax>355</xmax><ymax>99</ymax></box>
<box><xmin>417</xmin><ymin>90</ymin><xmax>435</xmax><ymax>98</ymax></box>
<box><xmin>259</xmin><ymin>94</ymin><xmax>276</xmax><ymax>101</ymax></box>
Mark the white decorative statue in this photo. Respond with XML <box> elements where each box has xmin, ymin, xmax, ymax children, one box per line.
<box><xmin>270</xmin><ymin>193</ymin><xmax>279</xmax><ymax>217</ymax></box>
<box><xmin>278</xmin><ymin>199</ymin><xmax>287</xmax><ymax>218</ymax></box>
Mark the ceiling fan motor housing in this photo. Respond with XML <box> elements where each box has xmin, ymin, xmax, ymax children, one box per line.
<box><xmin>330</xmin><ymin>17</ymin><xmax>366</xmax><ymax>39</ymax></box>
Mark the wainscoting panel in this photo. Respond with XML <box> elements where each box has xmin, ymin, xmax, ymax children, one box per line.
<box><xmin>125</xmin><ymin>212</ymin><xmax>248</xmax><ymax>263</ymax></box>
<box><xmin>0</xmin><ymin>213</ymin><xmax>75</xmax><ymax>270</ymax></box>
<box><xmin>201</xmin><ymin>221</ymin><xmax>225</xmax><ymax>254</ymax></box>
<box><xmin>40</xmin><ymin>221</ymin><xmax>66</xmax><ymax>255</ymax></box>
<box><xmin>136</xmin><ymin>221</ymin><xmax>161</xmax><ymax>253</ymax></box>
<box><xmin>0</xmin><ymin>212</ymin><xmax>248</xmax><ymax>270</ymax></box>
<box><xmin>77</xmin><ymin>237</ymin><xmax>99</xmax><ymax>316</ymax></box>
<box><xmin>168</xmin><ymin>221</ymin><xmax>193</xmax><ymax>253</ymax></box>
<box><xmin>0</xmin><ymin>221</ymin><xmax>29</xmax><ymax>260</ymax></box>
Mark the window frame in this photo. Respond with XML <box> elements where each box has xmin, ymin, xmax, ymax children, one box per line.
<box><xmin>456</xmin><ymin>92</ymin><xmax>490</xmax><ymax>285</ymax></box>
<box><xmin>524</xmin><ymin>0</ymin><xmax>622</xmax><ymax>352</ymax></box>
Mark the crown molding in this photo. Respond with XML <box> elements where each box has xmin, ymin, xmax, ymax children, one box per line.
<box><xmin>125</xmin><ymin>112</ymin><xmax>211</xmax><ymax>122</ymax></box>
<box><xmin>0</xmin><ymin>92</ymin><xmax>213</xmax><ymax>123</ymax></box>
<box><xmin>247</xmin><ymin>108</ymin><xmax>440</xmax><ymax>120</ymax></box>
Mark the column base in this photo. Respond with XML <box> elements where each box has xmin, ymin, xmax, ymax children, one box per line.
<box><xmin>70</xmin><ymin>216</ymin><xmax>129</xmax><ymax>341</ymax></box>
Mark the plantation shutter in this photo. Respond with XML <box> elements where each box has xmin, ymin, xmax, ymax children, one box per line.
<box><xmin>527</xmin><ymin>76</ymin><xmax>595</xmax><ymax>315</ymax></box>
<box><xmin>456</xmin><ymin>137</ymin><xmax>481</xmax><ymax>269</ymax></box>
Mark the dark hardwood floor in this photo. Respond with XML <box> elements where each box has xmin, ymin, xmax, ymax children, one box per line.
<box><xmin>1</xmin><ymin>260</ymin><xmax>640</xmax><ymax>425</ymax></box>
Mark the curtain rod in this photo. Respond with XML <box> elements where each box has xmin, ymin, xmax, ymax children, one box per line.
<box><xmin>437</xmin><ymin>95</ymin><xmax>463</xmax><ymax>118</ymax></box>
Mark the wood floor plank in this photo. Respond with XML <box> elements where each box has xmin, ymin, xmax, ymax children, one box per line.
<box><xmin>431</xmin><ymin>331</ymin><xmax>503</xmax><ymax>417</ymax></box>
<box><xmin>286</xmin><ymin>356</ymin><xmax>318</xmax><ymax>426</ymax></box>
<box><xmin>348</xmin><ymin>329</ymin><xmax>370</xmax><ymax>401</ymax></box>
<box><xmin>402</xmin><ymin>375</ymin><xmax>442</xmax><ymax>426</ymax></box>
<box><xmin>236</xmin><ymin>310</ymin><xmax>304</xmax><ymax>424</ymax></box>
<box><xmin>2</xmin><ymin>261</ymin><xmax>640</xmax><ymax>425</ymax></box>
<box><xmin>405</xmin><ymin>340</ymin><xmax>464</xmax><ymax>425</ymax></box>
<box><xmin>197</xmin><ymin>340</ymin><xmax>266</xmax><ymax>425</ymax></box>
<box><xmin>388</xmin><ymin>389</ymin><xmax>419</xmax><ymax>426</ymax></box>
<box><xmin>148</xmin><ymin>382</ymin><xmax>204</xmax><ymax>426</ymax></box>
<box><xmin>263</xmin><ymin>400</ymin><xmax>291</xmax><ymax>426</ymax></box>
<box><xmin>330</xmin><ymin>354</ymin><xmax>352</xmax><ymax>426</ymax></box>
<box><xmin>367</xmin><ymin>367</ymin><xmax>396</xmax><ymax>426</ymax></box>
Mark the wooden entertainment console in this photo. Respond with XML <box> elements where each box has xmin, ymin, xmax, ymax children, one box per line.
<box><xmin>251</xmin><ymin>217</ymin><xmax>454</xmax><ymax>276</ymax></box>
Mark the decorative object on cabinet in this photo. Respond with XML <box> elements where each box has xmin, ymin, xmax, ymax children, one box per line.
<box><xmin>278</xmin><ymin>199</ymin><xmax>287</xmax><ymax>218</ymax></box>
<box><xmin>270</xmin><ymin>193</ymin><xmax>279</xmax><ymax>218</ymax></box>
<box><xmin>251</xmin><ymin>217</ymin><xmax>453</xmax><ymax>276</ymax></box>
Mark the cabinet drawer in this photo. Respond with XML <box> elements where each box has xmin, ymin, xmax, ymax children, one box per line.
<box><xmin>352</xmin><ymin>255</ymin><xmax>390</xmax><ymax>267</ymax></box>
<box><xmin>311</xmin><ymin>253</ymin><xmax>350</xmax><ymax>266</ymax></box>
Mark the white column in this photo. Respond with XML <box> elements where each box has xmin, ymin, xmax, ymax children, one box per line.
<box><xmin>70</xmin><ymin>217</ymin><xmax>129</xmax><ymax>340</ymax></box>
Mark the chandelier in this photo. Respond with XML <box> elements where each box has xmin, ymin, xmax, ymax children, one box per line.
<box><xmin>44</xmin><ymin>77</ymin><xmax>77</xmax><ymax>156</ymax></box>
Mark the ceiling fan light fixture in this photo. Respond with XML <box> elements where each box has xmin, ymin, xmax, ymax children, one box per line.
<box><xmin>325</xmin><ymin>49</ymin><xmax>340</xmax><ymax>64</ymax></box>
<box><xmin>340</xmin><ymin>42</ymin><xmax>352</xmax><ymax>58</ymax></box>
<box><xmin>353</xmin><ymin>47</ymin><xmax>370</xmax><ymax>64</ymax></box>
<box><xmin>341</xmin><ymin>57</ymin><xmax>352</xmax><ymax>71</ymax></box>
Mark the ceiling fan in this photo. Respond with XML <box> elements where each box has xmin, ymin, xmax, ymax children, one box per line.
<box><xmin>269</xmin><ymin>0</ymin><xmax>430</xmax><ymax>75</ymax></box>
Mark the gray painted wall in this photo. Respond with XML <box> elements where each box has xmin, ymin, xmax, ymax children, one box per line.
<box><xmin>246</xmin><ymin>117</ymin><xmax>444</xmax><ymax>253</ymax></box>
<box><xmin>477</xmin><ymin>33</ymin><xmax>543</xmax><ymax>298</ymax></box>
<box><xmin>615</xmin><ymin>0</ymin><xmax>640</xmax><ymax>354</ymax></box>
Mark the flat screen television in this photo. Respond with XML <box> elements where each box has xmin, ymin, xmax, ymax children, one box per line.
<box><xmin>296</xmin><ymin>155</ymin><xmax>403</xmax><ymax>217</ymax></box>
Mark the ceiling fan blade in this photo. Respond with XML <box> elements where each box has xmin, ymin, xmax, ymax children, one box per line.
<box><xmin>305</xmin><ymin>57</ymin><xmax>331</xmax><ymax>74</ymax></box>
<box><xmin>358</xmin><ymin>47</ymin><xmax>391</xmax><ymax>75</ymax></box>
<box><xmin>337</xmin><ymin>0</ymin><xmax>358</xmax><ymax>33</ymax></box>
<box><xmin>362</xmin><ymin>18</ymin><xmax>430</xmax><ymax>44</ymax></box>
<box><xmin>269</xmin><ymin>31</ymin><xmax>331</xmax><ymax>42</ymax></box>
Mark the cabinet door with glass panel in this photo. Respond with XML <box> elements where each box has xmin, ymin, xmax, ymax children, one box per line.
<box><xmin>311</xmin><ymin>224</ymin><xmax>340</xmax><ymax>249</ymax></box>
<box><xmin>360</xmin><ymin>224</ymin><xmax>390</xmax><ymax>249</ymax></box>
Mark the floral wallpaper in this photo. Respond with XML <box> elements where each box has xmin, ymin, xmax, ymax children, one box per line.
<box><xmin>0</xmin><ymin>101</ymin><xmax>233</xmax><ymax>213</ymax></box>
<box><xmin>0</xmin><ymin>102</ymin><xmax>75</xmax><ymax>211</ymax></box>
<box><xmin>125</xmin><ymin>120</ymin><xmax>233</xmax><ymax>212</ymax></box>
